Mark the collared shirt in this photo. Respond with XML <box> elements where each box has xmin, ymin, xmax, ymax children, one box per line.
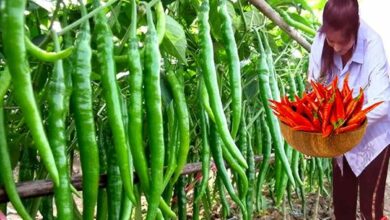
<box><xmin>308</xmin><ymin>20</ymin><xmax>390</xmax><ymax>177</ymax></box>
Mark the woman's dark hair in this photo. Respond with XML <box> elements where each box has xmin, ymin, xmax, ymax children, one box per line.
<box><xmin>319</xmin><ymin>0</ymin><xmax>360</xmax><ymax>80</ymax></box>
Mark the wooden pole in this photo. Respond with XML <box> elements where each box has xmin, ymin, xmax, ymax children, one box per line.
<box><xmin>248</xmin><ymin>0</ymin><xmax>312</xmax><ymax>52</ymax></box>
<box><xmin>0</xmin><ymin>155</ymin><xmax>274</xmax><ymax>203</ymax></box>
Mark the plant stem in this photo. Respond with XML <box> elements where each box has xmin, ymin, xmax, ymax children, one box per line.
<box><xmin>58</xmin><ymin>0</ymin><xmax>118</xmax><ymax>36</ymax></box>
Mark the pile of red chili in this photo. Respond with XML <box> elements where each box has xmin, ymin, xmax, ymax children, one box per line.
<box><xmin>270</xmin><ymin>73</ymin><xmax>383</xmax><ymax>137</ymax></box>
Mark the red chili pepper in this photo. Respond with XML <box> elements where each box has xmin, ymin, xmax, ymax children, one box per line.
<box><xmin>295</xmin><ymin>101</ymin><xmax>307</xmax><ymax>116</ymax></box>
<box><xmin>321</xmin><ymin>92</ymin><xmax>335</xmax><ymax>132</ymax></box>
<box><xmin>274</xmin><ymin>111</ymin><xmax>296</xmax><ymax>127</ymax></box>
<box><xmin>341</xmin><ymin>72</ymin><xmax>351</xmax><ymax>97</ymax></box>
<box><xmin>345</xmin><ymin>88</ymin><xmax>364</xmax><ymax>121</ymax></box>
<box><xmin>335</xmin><ymin>89</ymin><xmax>345</xmax><ymax>117</ymax></box>
<box><xmin>307</xmin><ymin>92</ymin><xmax>316</xmax><ymax>102</ymax></box>
<box><xmin>316</xmin><ymin>82</ymin><xmax>328</xmax><ymax>99</ymax></box>
<box><xmin>312</xmin><ymin>113</ymin><xmax>321</xmax><ymax>131</ymax></box>
<box><xmin>269</xmin><ymin>100</ymin><xmax>282</xmax><ymax>112</ymax></box>
<box><xmin>300</xmin><ymin>92</ymin><xmax>311</xmax><ymax>106</ymax></box>
<box><xmin>270</xmin><ymin>106</ymin><xmax>281</xmax><ymax>116</ymax></box>
<box><xmin>343</xmin><ymin>89</ymin><xmax>353</xmax><ymax>106</ymax></box>
<box><xmin>335</xmin><ymin>89</ymin><xmax>346</xmax><ymax>127</ymax></box>
<box><xmin>268</xmin><ymin>99</ymin><xmax>280</xmax><ymax>106</ymax></box>
<box><xmin>330</xmin><ymin>106</ymin><xmax>338</xmax><ymax>128</ymax></box>
<box><xmin>279</xmin><ymin>115</ymin><xmax>296</xmax><ymax>127</ymax></box>
<box><xmin>347</xmin><ymin>101</ymin><xmax>384</xmax><ymax>125</ymax></box>
<box><xmin>269</xmin><ymin>101</ymin><xmax>280</xmax><ymax>109</ymax></box>
<box><xmin>322</xmin><ymin>124</ymin><xmax>333</xmax><ymax>137</ymax></box>
<box><xmin>301</xmin><ymin>103</ymin><xmax>314</xmax><ymax>121</ymax></box>
<box><xmin>292</xmin><ymin>125</ymin><xmax>317</xmax><ymax>132</ymax></box>
<box><xmin>352</xmin><ymin>89</ymin><xmax>365</xmax><ymax>116</ymax></box>
<box><xmin>310</xmin><ymin>80</ymin><xmax>325</xmax><ymax>103</ymax></box>
<box><xmin>335</xmin><ymin>123</ymin><xmax>360</xmax><ymax>134</ymax></box>
<box><xmin>281</xmin><ymin>96</ymin><xmax>291</xmax><ymax>107</ymax></box>
<box><xmin>279</xmin><ymin>104</ymin><xmax>315</xmax><ymax>128</ymax></box>
<box><xmin>301</xmin><ymin>91</ymin><xmax>308</xmax><ymax>100</ymax></box>
<box><xmin>306</xmin><ymin>94</ymin><xmax>319</xmax><ymax>112</ymax></box>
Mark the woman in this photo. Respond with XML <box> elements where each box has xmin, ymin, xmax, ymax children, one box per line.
<box><xmin>307</xmin><ymin>0</ymin><xmax>390</xmax><ymax>219</ymax></box>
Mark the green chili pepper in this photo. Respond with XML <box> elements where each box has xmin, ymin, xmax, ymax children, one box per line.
<box><xmin>200</xmin><ymin>77</ymin><xmax>215</xmax><ymax>121</ymax></box>
<box><xmin>126</xmin><ymin>5</ymin><xmax>176</xmax><ymax>211</ymax></box>
<box><xmin>315</xmin><ymin>158</ymin><xmax>329</xmax><ymax>196</ymax></box>
<box><xmin>194</xmin><ymin>103</ymin><xmax>210</xmax><ymax>203</ymax></box>
<box><xmin>275</xmin><ymin>141</ymin><xmax>293</xmax><ymax>206</ymax></box>
<box><xmin>162</xmin><ymin>102</ymin><xmax>178</xmax><ymax>188</ymax></box>
<box><xmin>286</xmin><ymin>74</ymin><xmax>304</xmax><ymax>186</ymax></box>
<box><xmin>1</xmin><ymin>0</ymin><xmax>59</xmax><ymax>186</ymax></box>
<box><xmin>221</xmin><ymin>143</ymin><xmax>249</xmax><ymax>199</ymax></box>
<box><xmin>276</xmin><ymin>9</ymin><xmax>316</xmax><ymax>36</ymax></box>
<box><xmin>155</xmin><ymin>1</ymin><xmax>166</xmax><ymax>45</ymax></box>
<box><xmin>245</xmin><ymin>114</ymin><xmax>255</xmax><ymax>220</ymax></box>
<box><xmin>70</xmin><ymin>3</ymin><xmax>99</xmax><ymax>219</ymax></box>
<box><xmin>217</xmin><ymin>0</ymin><xmax>242</xmax><ymax>139</ymax></box>
<box><xmin>48</xmin><ymin>31</ymin><xmax>73</xmax><ymax>220</ymax></box>
<box><xmin>209</xmin><ymin>122</ymin><xmax>248</xmax><ymax>220</ymax></box>
<box><xmin>255</xmin><ymin>113</ymin><xmax>271</xmax><ymax>211</ymax></box>
<box><xmin>192</xmin><ymin>182</ymin><xmax>201</xmax><ymax>220</ymax></box>
<box><xmin>127</xmin><ymin>0</ymin><xmax>150</xmax><ymax>195</ymax></box>
<box><xmin>261</xmin><ymin>32</ymin><xmax>281</xmax><ymax>102</ymax></box>
<box><xmin>202</xmin><ymin>188</ymin><xmax>212</xmax><ymax>219</ymax></box>
<box><xmin>105</xmin><ymin>133</ymin><xmax>123</xmax><ymax>220</ymax></box>
<box><xmin>166</xmin><ymin>71</ymin><xmax>190</xmax><ymax>185</ymax></box>
<box><xmin>274</xmin><ymin>77</ymin><xmax>293</xmax><ymax>206</ymax></box>
<box><xmin>25</xmin><ymin>36</ymin><xmax>73</xmax><ymax>62</ymax></box>
<box><xmin>97</xmin><ymin>122</ymin><xmax>108</xmax><ymax>220</ymax></box>
<box><xmin>126</xmin><ymin>2</ymin><xmax>174</xmax><ymax>216</ymax></box>
<box><xmin>237</xmin><ymin>104</ymin><xmax>249</xmax><ymax>200</ymax></box>
<box><xmin>217</xmin><ymin>174</ymin><xmax>231</xmax><ymax>218</ymax></box>
<box><xmin>94</xmin><ymin>0</ymin><xmax>136</xmax><ymax>204</ymax></box>
<box><xmin>255</xmin><ymin>30</ymin><xmax>295</xmax><ymax>187</ymax></box>
<box><xmin>39</xmin><ymin>196</ymin><xmax>54</xmax><ymax>220</ymax></box>
<box><xmin>119</xmin><ymin>187</ymin><xmax>133</xmax><ymax>220</ymax></box>
<box><xmin>176</xmin><ymin>176</ymin><xmax>187</xmax><ymax>220</ymax></box>
<box><xmin>198</xmin><ymin>0</ymin><xmax>247</xmax><ymax>169</ymax></box>
<box><xmin>143</xmin><ymin>3</ymin><xmax>165</xmax><ymax>219</ymax></box>
<box><xmin>0</xmin><ymin>68</ymin><xmax>32</xmax><ymax>220</ymax></box>
<box><xmin>295</xmin><ymin>73</ymin><xmax>306</xmax><ymax>97</ymax></box>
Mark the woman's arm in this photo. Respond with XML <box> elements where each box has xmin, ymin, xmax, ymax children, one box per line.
<box><xmin>363</xmin><ymin>38</ymin><xmax>390</xmax><ymax>125</ymax></box>
<box><xmin>307</xmin><ymin>33</ymin><xmax>325</xmax><ymax>83</ymax></box>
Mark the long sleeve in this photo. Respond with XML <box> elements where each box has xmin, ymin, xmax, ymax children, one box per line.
<box><xmin>362</xmin><ymin>37</ymin><xmax>390</xmax><ymax>125</ymax></box>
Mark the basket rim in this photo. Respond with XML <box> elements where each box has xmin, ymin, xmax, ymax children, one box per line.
<box><xmin>278</xmin><ymin>118</ymin><xmax>368</xmax><ymax>136</ymax></box>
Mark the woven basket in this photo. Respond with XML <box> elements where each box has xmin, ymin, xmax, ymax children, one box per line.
<box><xmin>279</xmin><ymin>120</ymin><xmax>368</xmax><ymax>157</ymax></box>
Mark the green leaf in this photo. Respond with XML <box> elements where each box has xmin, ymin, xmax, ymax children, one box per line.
<box><xmin>30</xmin><ymin>0</ymin><xmax>55</xmax><ymax>12</ymax></box>
<box><xmin>160</xmin><ymin>76</ymin><xmax>173</xmax><ymax>109</ymax></box>
<box><xmin>178</xmin><ymin>0</ymin><xmax>198</xmax><ymax>26</ymax></box>
<box><xmin>312</xmin><ymin>0</ymin><xmax>327</xmax><ymax>10</ymax></box>
<box><xmin>269</xmin><ymin>0</ymin><xmax>314</xmax><ymax>15</ymax></box>
<box><xmin>161</xmin><ymin>15</ymin><xmax>188</xmax><ymax>65</ymax></box>
<box><xmin>288</xmin><ymin>12</ymin><xmax>313</xmax><ymax>27</ymax></box>
<box><xmin>244</xmin><ymin>9</ymin><xmax>264</xmax><ymax>30</ymax></box>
